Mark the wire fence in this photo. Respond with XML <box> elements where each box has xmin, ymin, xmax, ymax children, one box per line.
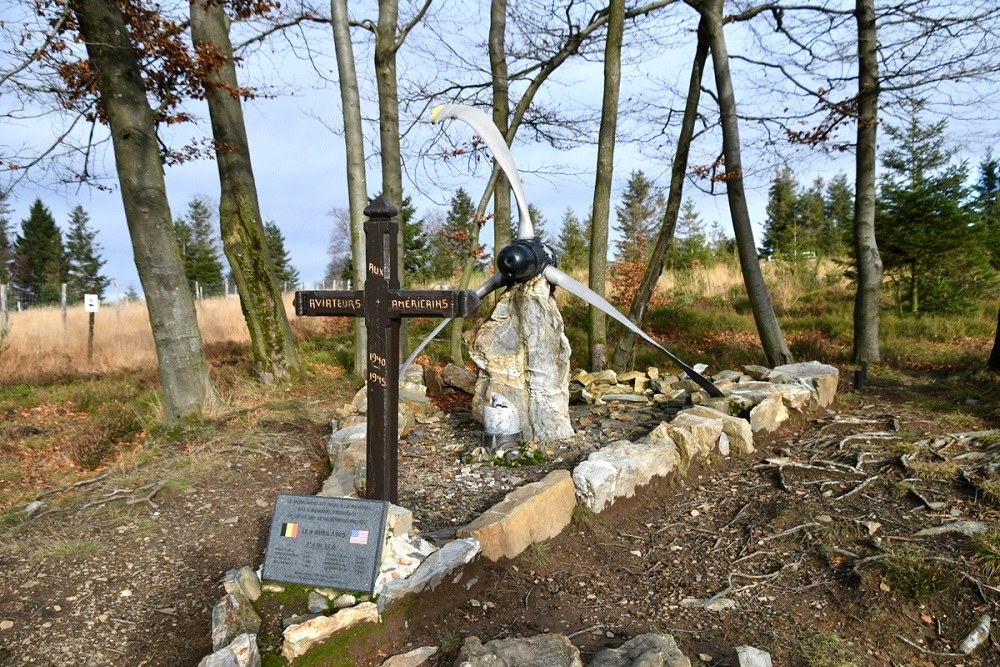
<box><xmin>0</xmin><ymin>278</ymin><xmax>352</xmax><ymax>324</ymax></box>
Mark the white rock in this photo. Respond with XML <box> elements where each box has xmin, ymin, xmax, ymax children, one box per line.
<box><xmin>198</xmin><ymin>634</ymin><xmax>261</xmax><ymax>667</ymax></box>
<box><xmin>768</xmin><ymin>361</ymin><xmax>840</xmax><ymax>407</ymax></box>
<box><xmin>572</xmin><ymin>439</ymin><xmax>679</xmax><ymax>513</ymax></box>
<box><xmin>380</xmin><ymin>646</ymin><xmax>438</xmax><ymax>666</ymax></box>
<box><xmin>736</xmin><ymin>645</ymin><xmax>773</xmax><ymax>667</ymax></box>
<box><xmin>379</xmin><ymin>539</ymin><xmax>481</xmax><ymax>610</ymax></box>
<box><xmin>282</xmin><ymin>603</ymin><xmax>379</xmax><ymax>661</ymax></box>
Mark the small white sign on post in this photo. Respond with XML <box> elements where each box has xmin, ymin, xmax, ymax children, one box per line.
<box><xmin>84</xmin><ymin>294</ymin><xmax>100</xmax><ymax>313</ymax></box>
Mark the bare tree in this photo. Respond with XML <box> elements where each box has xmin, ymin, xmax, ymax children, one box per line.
<box><xmin>587</xmin><ymin>0</ymin><xmax>625</xmax><ymax>371</ymax></box>
<box><xmin>490</xmin><ymin>0</ymin><xmax>513</xmax><ymax>257</ymax></box>
<box><xmin>687</xmin><ymin>0</ymin><xmax>792</xmax><ymax>366</ymax></box>
<box><xmin>190</xmin><ymin>0</ymin><xmax>299</xmax><ymax>382</ymax></box>
<box><xmin>70</xmin><ymin>0</ymin><xmax>220</xmax><ymax>422</ymax></box>
<box><xmin>331</xmin><ymin>0</ymin><xmax>369</xmax><ymax>375</ymax></box>
<box><xmin>852</xmin><ymin>0</ymin><xmax>881</xmax><ymax>368</ymax></box>
<box><xmin>611</xmin><ymin>15</ymin><xmax>710</xmax><ymax>372</ymax></box>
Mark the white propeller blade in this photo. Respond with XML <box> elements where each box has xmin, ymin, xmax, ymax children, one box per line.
<box><xmin>399</xmin><ymin>274</ymin><xmax>511</xmax><ymax>380</ymax></box>
<box><xmin>431</xmin><ymin>103</ymin><xmax>535</xmax><ymax>240</ymax></box>
<box><xmin>399</xmin><ymin>317</ymin><xmax>453</xmax><ymax>381</ymax></box>
<box><xmin>542</xmin><ymin>266</ymin><xmax>723</xmax><ymax>397</ymax></box>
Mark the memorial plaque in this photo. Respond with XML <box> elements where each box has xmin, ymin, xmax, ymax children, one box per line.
<box><xmin>262</xmin><ymin>494</ymin><xmax>388</xmax><ymax>593</ymax></box>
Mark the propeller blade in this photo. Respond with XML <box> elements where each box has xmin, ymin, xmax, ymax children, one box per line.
<box><xmin>431</xmin><ymin>103</ymin><xmax>534</xmax><ymax>240</ymax></box>
<box><xmin>542</xmin><ymin>266</ymin><xmax>723</xmax><ymax>398</ymax></box>
<box><xmin>399</xmin><ymin>317</ymin><xmax>452</xmax><ymax>381</ymax></box>
<box><xmin>399</xmin><ymin>273</ymin><xmax>511</xmax><ymax>380</ymax></box>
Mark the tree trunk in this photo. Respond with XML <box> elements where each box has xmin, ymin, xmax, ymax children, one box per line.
<box><xmin>988</xmin><ymin>304</ymin><xmax>1000</xmax><ymax>372</ymax></box>
<box><xmin>698</xmin><ymin>0</ymin><xmax>792</xmax><ymax>367</ymax></box>
<box><xmin>332</xmin><ymin>0</ymin><xmax>369</xmax><ymax>375</ymax></box>
<box><xmin>72</xmin><ymin>0</ymin><xmax>219</xmax><ymax>422</ymax></box>
<box><xmin>611</xmin><ymin>16</ymin><xmax>709</xmax><ymax>372</ymax></box>
<box><xmin>190</xmin><ymin>0</ymin><xmax>298</xmax><ymax>382</ymax></box>
<box><xmin>490</xmin><ymin>0</ymin><xmax>512</xmax><ymax>253</ymax></box>
<box><xmin>852</xmin><ymin>0</ymin><xmax>882</xmax><ymax>365</ymax></box>
<box><xmin>588</xmin><ymin>0</ymin><xmax>625</xmax><ymax>372</ymax></box>
<box><xmin>375</xmin><ymin>0</ymin><xmax>407</xmax><ymax>353</ymax></box>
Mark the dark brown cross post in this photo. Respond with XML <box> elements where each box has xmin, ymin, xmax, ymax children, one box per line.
<box><xmin>294</xmin><ymin>195</ymin><xmax>481</xmax><ymax>503</ymax></box>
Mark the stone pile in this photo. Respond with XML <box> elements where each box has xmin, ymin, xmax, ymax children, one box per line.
<box><xmin>197</xmin><ymin>361</ymin><xmax>840</xmax><ymax>666</ymax></box>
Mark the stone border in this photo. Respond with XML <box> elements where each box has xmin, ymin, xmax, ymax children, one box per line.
<box><xmin>198</xmin><ymin>362</ymin><xmax>839</xmax><ymax>665</ymax></box>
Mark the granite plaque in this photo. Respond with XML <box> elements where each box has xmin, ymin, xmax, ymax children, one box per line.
<box><xmin>262</xmin><ymin>494</ymin><xmax>388</xmax><ymax>593</ymax></box>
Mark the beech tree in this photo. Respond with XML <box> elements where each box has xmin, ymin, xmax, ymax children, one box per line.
<box><xmin>190</xmin><ymin>0</ymin><xmax>299</xmax><ymax>380</ymax></box>
<box><xmin>331</xmin><ymin>0</ymin><xmax>369</xmax><ymax>375</ymax></box>
<box><xmin>588</xmin><ymin>0</ymin><xmax>625</xmax><ymax>371</ymax></box>
<box><xmin>686</xmin><ymin>0</ymin><xmax>792</xmax><ymax>367</ymax></box>
<box><xmin>68</xmin><ymin>0</ymin><xmax>220</xmax><ymax>422</ymax></box>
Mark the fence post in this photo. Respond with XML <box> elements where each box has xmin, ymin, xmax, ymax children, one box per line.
<box><xmin>112</xmin><ymin>279</ymin><xmax>121</xmax><ymax>318</ymax></box>
<box><xmin>0</xmin><ymin>284</ymin><xmax>7</xmax><ymax>329</ymax></box>
<box><xmin>61</xmin><ymin>283</ymin><xmax>68</xmax><ymax>331</ymax></box>
<box><xmin>224</xmin><ymin>275</ymin><xmax>230</xmax><ymax>301</ymax></box>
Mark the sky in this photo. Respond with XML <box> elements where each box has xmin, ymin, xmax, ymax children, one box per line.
<box><xmin>3</xmin><ymin>0</ymin><xmax>965</xmax><ymax>299</ymax></box>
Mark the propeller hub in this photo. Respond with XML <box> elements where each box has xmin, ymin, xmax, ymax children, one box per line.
<box><xmin>496</xmin><ymin>239</ymin><xmax>556</xmax><ymax>283</ymax></box>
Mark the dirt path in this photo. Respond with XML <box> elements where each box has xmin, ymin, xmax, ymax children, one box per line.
<box><xmin>2</xmin><ymin>373</ymin><xmax>999</xmax><ymax>666</ymax></box>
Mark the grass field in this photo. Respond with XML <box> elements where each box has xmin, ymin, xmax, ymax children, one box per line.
<box><xmin>0</xmin><ymin>260</ymin><xmax>997</xmax><ymax>509</ymax></box>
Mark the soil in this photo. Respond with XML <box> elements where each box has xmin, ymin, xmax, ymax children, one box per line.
<box><xmin>2</xmin><ymin>368</ymin><xmax>1000</xmax><ymax>667</ymax></box>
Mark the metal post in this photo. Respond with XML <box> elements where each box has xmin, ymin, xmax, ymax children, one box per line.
<box><xmin>0</xmin><ymin>284</ymin><xmax>7</xmax><ymax>330</ymax></box>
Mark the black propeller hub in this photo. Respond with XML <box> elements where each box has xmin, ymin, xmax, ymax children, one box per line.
<box><xmin>496</xmin><ymin>239</ymin><xmax>557</xmax><ymax>283</ymax></box>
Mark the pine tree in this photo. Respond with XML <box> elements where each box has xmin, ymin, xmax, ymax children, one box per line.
<box><xmin>974</xmin><ymin>152</ymin><xmax>1000</xmax><ymax>269</ymax></box>
<box><xmin>824</xmin><ymin>172</ymin><xmax>854</xmax><ymax>256</ymax></box>
<box><xmin>614</xmin><ymin>170</ymin><xmax>664</xmax><ymax>262</ymax></box>
<box><xmin>175</xmin><ymin>197</ymin><xmax>224</xmax><ymax>297</ymax></box>
<box><xmin>15</xmin><ymin>198</ymin><xmax>65</xmax><ymax>305</ymax></box>
<box><xmin>761</xmin><ymin>166</ymin><xmax>800</xmax><ymax>258</ymax></box>
<box><xmin>876</xmin><ymin>106</ymin><xmax>993</xmax><ymax>313</ymax></box>
<box><xmin>264</xmin><ymin>221</ymin><xmax>300</xmax><ymax>288</ymax></box>
<box><xmin>671</xmin><ymin>200</ymin><xmax>711</xmax><ymax>268</ymax></box>
<box><xmin>429</xmin><ymin>188</ymin><xmax>478</xmax><ymax>280</ymax></box>
<box><xmin>64</xmin><ymin>205</ymin><xmax>110</xmax><ymax>301</ymax></box>
<box><xmin>555</xmin><ymin>207</ymin><xmax>588</xmax><ymax>272</ymax></box>
<box><xmin>401</xmin><ymin>196</ymin><xmax>433</xmax><ymax>280</ymax></box>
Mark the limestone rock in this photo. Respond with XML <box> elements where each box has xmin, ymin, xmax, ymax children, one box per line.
<box><xmin>589</xmin><ymin>633</ymin><xmax>692</xmax><ymax>667</ymax></box>
<box><xmin>222</xmin><ymin>566</ymin><xmax>262</xmax><ymax>602</ymax></box>
<box><xmin>768</xmin><ymin>361</ymin><xmax>839</xmax><ymax>407</ymax></box>
<box><xmin>375</xmin><ymin>534</ymin><xmax>438</xmax><ymax>593</ymax></box>
<box><xmin>669</xmin><ymin>413</ymin><xmax>724</xmax><ymax>455</ymax></box>
<box><xmin>379</xmin><ymin>538</ymin><xmax>481</xmax><ymax>610</ymax></box>
<box><xmin>703</xmin><ymin>395</ymin><xmax>755</xmax><ymax>417</ymax></box>
<box><xmin>281</xmin><ymin>602</ymin><xmax>379</xmax><ymax>661</ymax></box>
<box><xmin>307</xmin><ymin>591</ymin><xmax>328</xmax><ymax>614</ymax></box>
<box><xmin>680</xmin><ymin>405</ymin><xmax>755</xmax><ymax>455</ymax></box>
<box><xmin>387</xmin><ymin>504</ymin><xmax>413</xmax><ymax>537</ymax></box>
<box><xmin>736</xmin><ymin>646</ymin><xmax>773</xmax><ymax>667</ymax></box>
<box><xmin>211</xmin><ymin>593</ymin><xmax>261</xmax><ymax>652</ymax></box>
<box><xmin>320</xmin><ymin>437</ymin><xmax>367</xmax><ymax>498</ymax></box>
<box><xmin>663</xmin><ymin>425</ymin><xmax>711</xmax><ymax>464</ymax></box>
<box><xmin>442</xmin><ymin>364</ymin><xmax>477</xmax><ymax>394</ymax></box>
<box><xmin>573</xmin><ymin>439</ymin><xmax>679</xmax><ymax>513</ymax></box>
<box><xmin>402</xmin><ymin>362</ymin><xmax>424</xmax><ymax>387</ymax></box>
<box><xmin>457</xmin><ymin>470</ymin><xmax>576</xmax><ymax>561</ymax></box>
<box><xmin>454</xmin><ymin>634</ymin><xmax>583</xmax><ymax>667</ymax></box>
<box><xmin>741</xmin><ymin>364</ymin><xmax>771</xmax><ymax>380</ymax></box>
<box><xmin>198</xmin><ymin>634</ymin><xmax>261</xmax><ymax>667</ymax></box>
<box><xmin>749</xmin><ymin>395</ymin><xmax>789</xmax><ymax>433</ymax></box>
<box><xmin>468</xmin><ymin>275</ymin><xmax>574</xmax><ymax>442</ymax></box>
<box><xmin>381</xmin><ymin>646</ymin><xmax>438</xmax><ymax>666</ymax></box>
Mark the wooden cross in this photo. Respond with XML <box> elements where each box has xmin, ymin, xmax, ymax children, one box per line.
<box><xmin>294</xmin><ymin>195</ymin><xmax>481</xmax><ymax>503</ymax></box>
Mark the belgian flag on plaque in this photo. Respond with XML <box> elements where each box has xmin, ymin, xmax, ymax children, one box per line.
<box><xmin>281</xmin><ymin>522</ymin><xmax>299</xmax><ymax>538</ymax></box>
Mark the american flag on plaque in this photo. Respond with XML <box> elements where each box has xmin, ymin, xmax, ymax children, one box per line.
<box><xmin>349</xmin><ymin>529</ymin><xmax>369</xmax><ymax>546</ymax></box>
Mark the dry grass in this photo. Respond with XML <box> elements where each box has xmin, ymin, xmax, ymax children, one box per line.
<box><xmin>0</xmin><ymin>293</ymin><xmax>323</xmax><ymax>384</ymax></box>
